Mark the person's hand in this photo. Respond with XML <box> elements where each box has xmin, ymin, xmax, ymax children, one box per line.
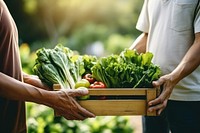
<box><xmin>23</xmin><ymin>74</ymin><xmax>51</xmax><ymax>90</ymax></box>
<box><xmin>147</xmin><ymin>74</ymin><xmax>176</xmax><ymax>115</ymax></box>
<box><xmin>51</xmin><ymin>88</ymin><xmax>95</xmax><ymax>120</ymax></box>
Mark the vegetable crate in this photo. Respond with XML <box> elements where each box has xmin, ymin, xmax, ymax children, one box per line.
<box><xmin>53</xmin><ymin>84</ymin><xmax>160</xmax><ymax>116</ymax></box>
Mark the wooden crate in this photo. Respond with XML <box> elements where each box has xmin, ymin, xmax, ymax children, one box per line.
<box><xmin>53</xmin><ymin>84</ymin><xmax>160</xmax><ymax>116</ymax></box>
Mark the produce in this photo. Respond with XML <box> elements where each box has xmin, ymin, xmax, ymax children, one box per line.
<box><xmin>91</xmin><ymin>49</ymin><xmax>161</xmax><ymax>88</ymax></box>
<box><xmin>33</xmin><ymin>44</ymin><xmax>85</xmax><ymax>89</ymax></box>
<box><xmin>89</xmin><ymin>81</ymin><xmax>106</xmax><ymax>100</ymax></box>
<box><xmin>81</xmin><ymin>55</ymin><xmax>97</xmax><ymax>75</ymax></box>
<box><xmin>83</xmin><ymin>73</ymin><xmax>96</xmax><ymax>84</ymax></box>
<box><xmin>90</xmin><ymin>81</ymin><xmax>106</xmax><ymax>88</ymax></box>
<box><xmin>75</xmin><ymin>79</ymin><xmax>90</xmax><ymax>89</ymax></box>
<box><xmin>75</xmin><ymin>87</ymin><xmax>90</xmax><ymax>100</ymax></box>
<box><xmin>33</xmin><ymin>44</ymin><xmax>161</xmax><ymax>90</ymax></box>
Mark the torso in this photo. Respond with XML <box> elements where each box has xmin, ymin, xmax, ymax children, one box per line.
<box><xmin>0</xmin><ymin>1</ymin><xmax>26</xmax><ymax>132</ymax></box>
<box><xmin>137</xmin><ymin>0</ymin><xmax>200</xmax><ymax>101</ymax></box>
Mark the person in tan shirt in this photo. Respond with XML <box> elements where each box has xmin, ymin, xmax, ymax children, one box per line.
<box><xmin>0</xmin><ymin>1</ymin><xmax>95</xmax><ymax>132</ymax></box>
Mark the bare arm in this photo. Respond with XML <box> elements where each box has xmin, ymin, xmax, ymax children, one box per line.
<box><xmin>23</xmin><ymin>72</ymin><xmax>51</xmax><ymax>90</ymax></box>
<box><xmin>148</xmin><ymin>33</ymin><xmax>200</xmax><ymax>115</ymax></box>
<box><xmin>0</xmin><ymin>72</ymin><xmax>95</xmax><ymax>120</ymax></box>
<box><xmin>129</xmin><ymin>32</ymin><xmax>148</xmax><ymax>53</ymax></box>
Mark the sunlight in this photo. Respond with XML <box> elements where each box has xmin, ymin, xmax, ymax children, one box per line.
<box><xmin>23</xmin><ymin>0</ymin><xmax>37</xmax><ymax>14</ymax></box>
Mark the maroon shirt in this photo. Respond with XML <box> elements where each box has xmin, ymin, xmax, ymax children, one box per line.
<box><xmin>0</xmin><ymin>0</ymin><xmax>26</xmax><ymax>132</ymax></box>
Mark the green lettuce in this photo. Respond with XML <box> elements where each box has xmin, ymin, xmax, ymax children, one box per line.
<box><xmin>91</xmin><ymin>49</ymin><xmax>161</xmax><ymax>88</ymax></box>
<box><xmin>33</xmin><ymin>44</ymin><xmax>85</xmax><ymax>89</ymax></box>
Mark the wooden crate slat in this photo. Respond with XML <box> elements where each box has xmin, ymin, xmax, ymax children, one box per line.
<box><xmin>88</xmin><ymin>89</ymin><xmax>147</xmax><ymax>96</ymax></box>
<box><xmin>79</xmin><ymin>100</ymin><xmax>146</xmax><ymax>116</ymax></box>
<box><xmin>53</xmin><ymin>84</ymin><xmax>159</xmax><ymax>116</ymax></box>
<box><xmin>146</xmin><ymin>89</ymin><xmax>157</xmax><ymax>116</ymax></box>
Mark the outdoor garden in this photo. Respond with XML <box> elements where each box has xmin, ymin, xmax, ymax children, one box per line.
<box><xmin>6</xmin><ymin>0</ymin><xmax>144</xmax><ymax>132</ymax></box>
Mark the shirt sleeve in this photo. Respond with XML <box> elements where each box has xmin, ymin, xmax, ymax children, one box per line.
<box><xmin>194</xmin><ymin>3</ymin><xmax>200</xmax><ymax>33</ymax></box>
<box><xmin>136</xmin><ymin>0</ymin><xmax>149</xmax><ymax>33</ymax></box>
<box><xmin>0</xmin><ymin>3</ymin><xmax>3</xmax><ymax>48</ymax></box>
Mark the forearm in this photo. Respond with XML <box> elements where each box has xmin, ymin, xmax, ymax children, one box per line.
<box><xmin>129</xmin><ymin>32</ymin><xmax>148</xmax><ymax>53</ymax></box>
<box><xmin>0</xmin><ymin>72</ymin><xmax>53</xmax><ymax>106</ymax></box>
<box><xmin>23</xmin><ymin>72</ymin><xmax>51</xmax><ymax>91</ymax></box>
<box><xmin>171</xmin><ymin>33</ymin><xmax>200</xmax><ymax>84</ymax></box>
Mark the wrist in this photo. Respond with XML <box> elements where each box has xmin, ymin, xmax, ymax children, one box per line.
<box><xmin>169</xmin><ymin>72</ymin><xmax>181</xmax><ymax>86</ymax></box>
<box><xmin>37</xmin><ymin>90</ymin><xmax>57</xmax><ymax>108</ymax></box>
<box><xmin>26</xmin><ymin>87</ymin><xmax>56</xmax><ymax>108</ymax></box>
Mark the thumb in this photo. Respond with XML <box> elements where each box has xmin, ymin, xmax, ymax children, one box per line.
<box><xmin>152</xmin><ymin>78</ymin><xmax>164</xmax><ymax>87</ymax></box>
<box><xmin>70</xmin><ymin>87</ymin><xmax>89</xmax><ymax>97</ymax></box>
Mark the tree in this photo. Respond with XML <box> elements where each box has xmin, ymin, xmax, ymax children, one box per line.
<box><xmin>5</xmin><ymin>0</ymin><xmax>143</xmax><ymax>46</ymax></box>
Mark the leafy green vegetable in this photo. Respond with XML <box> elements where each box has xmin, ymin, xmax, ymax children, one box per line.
<box><xmin>91</xmin><ymin>49</ymin><xmax>161</xmax><ymax>88</ymax></box>
<box><xmin>33</xmin><ymin>45</ymin><xmax>161</xmax><ymax>89</ymax></box>
<box><xmin>33</xmin><ymin>44</ymin><xmax>85</xmax><ymax>89</ymax></box>
<box><xmin>81</xmin><ymin>55</ymin><xmax>97</xmax><ymax>75</ymax></box>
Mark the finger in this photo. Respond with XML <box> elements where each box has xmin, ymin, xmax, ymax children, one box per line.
<box><xmin>78</xmin><ymin>106</ymin><xmax>95</xmax><ymax>118</ymax></box>
<box><xmin>67</xmin><ymin>109</ymin><xmax>94</xmax><ymax>120</ymax></box>
<box><xmin>148</xmin><ymin>87</ymin><xmax>170</xmax><ymax>106</ymax></box>
<box><xmin>68</xmin><ymin>88</ymin><xmax>89</xmax><ymax>97</ymax></box>
<box><xmin>68</xmin><ymin>97</ymin><xmax>95</xmax><ymax>118</ymax></box>
<box><xmin>148</xmin><ymin>96</ymin><xmax>163</xmax><ymax>106</ymax></box>
<box><xmin>62</xmin><ymin>113</ymin><xmax>79</xmax><ymax>120</ymax></box>
<box><xmin>68</xmin><ymin>112</ymin><xmax>86</xmax><ymax>120</ymax></box>
<box><xmin>148</xmin><ymin>102</ymin><xmax>165</xmax><ymax>113</ymax></box>
<box><xmin>158</xmin><ymin>100</ymin><xmax>168</xmax><ymax>115</ymax></box>
<box><xmin>69</xmin><ymin>106</ymin><xmax>90</xmax><ymax>120</ymax></box>
<box><xmin>148</xmin><ymin>99</ymin><xmax>167</xmax><ymax>115</ymax></box>
<box><xmin>152</xmin><ymin>78</ymin><xmax>165</xmax><ymax>87</ymax></box>
<box><xmin>57</xmin><ymin>109</ymin><xmax>86</xmax><ymax>120</ymax></box>
<box><xmin>157</xmin><ymin>108</ymin><xmax>164</xmax><ymax>115</ymax></box>
<box><xmin>65</xmin><ymin>116</ymin><xmax>77</xmax><ymax>120</ymax></box>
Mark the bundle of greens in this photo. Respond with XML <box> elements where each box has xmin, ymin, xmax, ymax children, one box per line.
<box><xmin>91</xmin><ymin>49</ymin><xmax>161</xmax><ymax>88</ymax></box>
<box><xmin>33</xmin><ymin>44</ymin><xmax>161</xmax><ymax>89</ymax></box>
<box><xmin>81</xmin><ymin>55</ymin><xmax>97</xmax><ymax>75</ymax></box>
<box><xmin>32</xmin><ymin>44</ymin><xmax>85</xmax><ymax>89</ymax></box>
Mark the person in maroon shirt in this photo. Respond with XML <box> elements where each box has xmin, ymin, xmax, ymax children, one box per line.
<box><xmin>0</xmin><ymin>1</ymin><xmax>95</xmax><ymax>132</ymax></box>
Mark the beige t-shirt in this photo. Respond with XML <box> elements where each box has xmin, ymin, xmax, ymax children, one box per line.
<box><xmin>136</xmin><ymin>0</ymin><xmax>200</xmax><ymax>101</ymax></box>
<box><xmin>0</xmin><ymin>0</ymin><xmax>26</xmax><ymax>132</ymax></box>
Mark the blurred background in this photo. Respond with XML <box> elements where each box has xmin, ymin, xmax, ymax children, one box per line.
<box><xmin>5</xmin><ymin>0</ymin><xmax>143</xmax><ymax>132</ymax></box>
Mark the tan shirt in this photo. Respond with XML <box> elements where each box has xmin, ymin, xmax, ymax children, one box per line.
<box><xmin>0</xmin><ymin>0</ymin><xmax>26</xmax><ymax>132</ymax></box>
<box><xmin>136</xmin><ymin>0</ymin><xmax>200</xmax><ymax>101</ymax></box>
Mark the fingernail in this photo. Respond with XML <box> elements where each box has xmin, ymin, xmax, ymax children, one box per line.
<box><xmin>82</xmin><ymin>90</ymin><xmax>89</xmax><ymax>95</ymax></box>
<box><xmin>148</xmin><ymin>102</ymin><xmax>153</xmax><ymax>106</ymax></box>
<box><xmin>78</xmin><ymin>88</ymin><xmax>88</xmax><ymax>93</ymax></box>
